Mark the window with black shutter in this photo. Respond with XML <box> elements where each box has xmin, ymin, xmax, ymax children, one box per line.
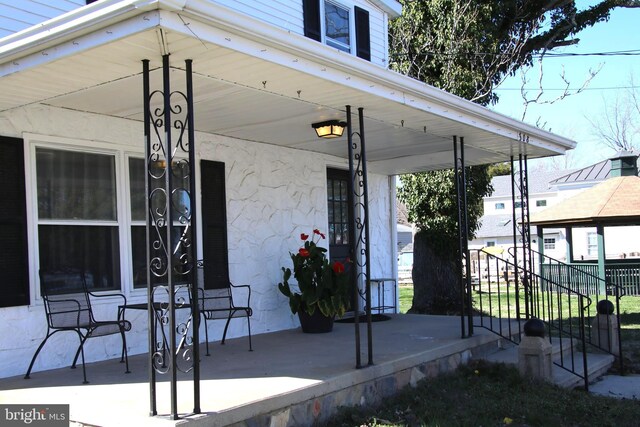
<box><xmin>0</xmin><ymin>136</ymin><xmax>30</xmax><ymax>307</ymax></box>
<box><xmin>200</xmin><ymin>160</ymin><xmax>230</xmax><ymax>289</ymax></box>
<box><xmin>303</xmin><ymin>1</ymin><xmax>371</xmax><ymax>61</ymax></box>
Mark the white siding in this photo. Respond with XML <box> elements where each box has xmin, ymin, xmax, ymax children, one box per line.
<box><xmin>0</xmin><ymin>0</ymin><xmax>85</xmax><ymax>38</ymax></box>
<box><xmin>214</xmin><ymin>0</ymin><xmax>390</xmax><ymax>67</ymax></box>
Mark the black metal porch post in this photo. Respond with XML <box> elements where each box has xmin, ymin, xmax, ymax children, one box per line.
<box><xmin>142</xmin><ymin>59</ymin><xmax>157</xmax><ymax>417</ymax></box>
<box><xmin>460</xmin><ymin>138</ymin><xmax>473</xmax><ymax>336</ymax></box>
<box><xmin>510</xmin><ymin>155</ymin><xmax>522</xmax><ymax>320</ymax></box>
<box><xmin>453</xmin><ymin>136</ymin><xmax>471</xmax><ymax>338</ymax></box>
<box><xmin>511</xmin><ymin>154</ymin><xmax>533</xmax><ymax>319</ymax></box>
<box><xmin>186</xmin><ymin>59</ymin><xmax>201</xmax><ymax>415</ymax></box>
<box><xmin>144</xmin><ymin>56</ymin><xmax>200</xmax><ymax>419</ymax></box>
<box><xmin>346</xmin><ymin>105</ymin><xmax>373</xmax><ymax>368</ymax></box>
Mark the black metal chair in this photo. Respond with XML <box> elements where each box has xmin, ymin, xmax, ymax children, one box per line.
<box><xmin>25</xmin><ymin>269</ymin><xmax>131</xmax><ymax>384</ymax></box>
<box><xmin>196</xmin><ymin>261</ymin><xmax>253</xmax><ymax>354</ymax></box>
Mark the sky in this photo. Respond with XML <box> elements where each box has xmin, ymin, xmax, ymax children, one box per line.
<box><xmin>489</xmin><ymin>3</ymin><xmax>640</xmax><ymax>170</ymax></box>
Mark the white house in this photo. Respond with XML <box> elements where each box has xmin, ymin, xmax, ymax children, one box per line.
<box><xmin>0</xmin><ymin>0</ymin><xmax>575</xmax><ymax>379</ymax></box>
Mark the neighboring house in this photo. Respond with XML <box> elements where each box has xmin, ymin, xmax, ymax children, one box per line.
<box><xmin>471</xmin><ymin>153</ymin><xmax>640</xmax><ymax>274</ymax></box>
<box><xmin>0</xmin><ymin>0</ymin><xmax>573</xmax><ymax>379</ymax></box>
<box><xmin>397</xmin><ymin>223</ymin><xmax>413</xmax><ymax>282</ymax></box>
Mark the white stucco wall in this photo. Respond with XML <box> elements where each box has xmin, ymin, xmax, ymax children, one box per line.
<box><xmin>0</xmin><ymin>104</ymin><xmax>394</xmax><ymax>378</ymax></box>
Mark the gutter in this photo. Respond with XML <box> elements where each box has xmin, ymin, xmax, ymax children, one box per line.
<box><xmin>0</xmin><ymin>0</ymin><xmax>162</xmax><ymax>62</ymax></box>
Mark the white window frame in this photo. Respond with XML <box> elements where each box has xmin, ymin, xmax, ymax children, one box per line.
<box><xmin>486</xmin><ymin>241</ymin><xmax>496</xmax><ymax>247</ymax></box>
<box><xmin>322</xmin><ymin>0</ymin><xmax>354</xmax><ymax>53</ymax></box>
<box><xmin>494</xmin><ymin>202</ymin><xmax>505</xmax><ymax>210</ymax></box>
<box><xmin>536</xmin><ymin>199</ymin><xmax>547</xmax><ymax>207</ymax></box>
<box><xmin>25</xmin><ymin>134</ymin><xmax>144</xmax><ymax>302</ymax></box>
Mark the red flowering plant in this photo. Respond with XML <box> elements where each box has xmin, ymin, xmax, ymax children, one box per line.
<box><xmin>278</xmin><ymin>229</ymin><xmax>350</xmax><ymax>317</ymax></box>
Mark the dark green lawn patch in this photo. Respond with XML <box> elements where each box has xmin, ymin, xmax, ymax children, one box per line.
<box><xmin>325</xmin><ymin>361</ymin><xmax>640</xmax><ymax>427</ymax></box>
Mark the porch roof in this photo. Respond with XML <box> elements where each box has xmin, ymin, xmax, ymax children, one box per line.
<box><xmin>0</xmin><ymin>0</ymin><xmax>575</xmax><ymax>175</ymax></box>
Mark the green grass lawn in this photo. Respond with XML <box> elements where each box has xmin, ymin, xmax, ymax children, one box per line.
<box><xmin>326</xmin><ymin>360</ymin><xmax>640</xmax><ymax>427</ymax></box>
<box><xmin>399</xmin><ymin>284</ymin><xmax>413</xmax><ymax>314</ymax></box>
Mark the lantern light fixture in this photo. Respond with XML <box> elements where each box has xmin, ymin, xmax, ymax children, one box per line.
<box><xmin>311</xmin><ymin>120</ymin><xmax>347</xmax><ymax>139</ymax></box>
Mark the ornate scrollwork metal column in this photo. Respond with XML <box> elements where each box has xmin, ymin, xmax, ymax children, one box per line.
<box><xmin>510</xmin><ymin>154</ymin><xmax>533</xmax><ymax>319</ymax></box>
<box><xmin>453</xmin><ymin>136</ymin><xmax>473</xmax><ymax>338</ymax></box>
<box><xmin>143</xmin><ymin>55</ymin><xmax>200</xmax><ymax>419</ymax></box>
<box><xmin>346</xmin><ymin>105</ymin><xmax>373</xmax><ymax>368</ymax></box>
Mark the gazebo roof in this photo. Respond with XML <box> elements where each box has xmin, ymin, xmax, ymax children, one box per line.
<box><xmin>530</xmin><ymin>175</ymin><xmax>640</xmax><ymax>227</ymax></box>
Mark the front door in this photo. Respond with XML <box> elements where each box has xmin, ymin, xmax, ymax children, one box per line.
<box><xmin>326</xmin><ymin>168</ymin><xmax>356</xmax><ymax>312</ymax></box>
<box><xmin>326</xmin><ymin>168</ymin><xmax>352</xmax><ymax>263</ymax></box>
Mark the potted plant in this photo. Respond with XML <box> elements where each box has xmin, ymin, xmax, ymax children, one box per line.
<box><xmin>278</xmin><ymin>229</ymin><xmax>350</xmax><ymax>333</ymax></box>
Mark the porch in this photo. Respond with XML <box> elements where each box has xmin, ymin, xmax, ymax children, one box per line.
<box><xmin>0</xmin><ymin>314</ymin><xmax>512</xmax><ymax>426</ymax></box>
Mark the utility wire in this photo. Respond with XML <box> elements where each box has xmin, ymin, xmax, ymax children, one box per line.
<box><xmin>496</xmin><ymin>85</ymin><xmax>640</xmax><ymax>91</ymax></box>
<box><xmin>392</xmin><ymin>49</ymin><xmax>640</xmax><ymax>58</ymax></box>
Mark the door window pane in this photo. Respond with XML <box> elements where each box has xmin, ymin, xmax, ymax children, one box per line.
<box><xmin>36</xmin><ymin>148</ymin><xmax>116</xmax><ymax>220</ymax></box>
<box><xmin>327</xmin><ymin>176</ymin><xmax>349</xmax><ymax>246</ymax></box>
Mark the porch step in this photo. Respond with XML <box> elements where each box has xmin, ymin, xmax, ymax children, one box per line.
<box><xmin>481</xmin><ymin>338</ymin><xmax>615</xmax><ymax>389</ymax></box>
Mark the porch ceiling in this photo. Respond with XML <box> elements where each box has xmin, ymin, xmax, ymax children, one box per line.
<box><xmin>0</xmin><ymin>5</ymin><xmax>576</xmax><ymax>175</ymax></box>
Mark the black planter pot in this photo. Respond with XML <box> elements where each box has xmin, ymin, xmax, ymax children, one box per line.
<box><xmin>298</xmin><ymin>309</ymin><xmax>334</xmax><ymax>333</ymax></box>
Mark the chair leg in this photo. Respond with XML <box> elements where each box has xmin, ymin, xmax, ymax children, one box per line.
<box><xmin>246</xmin><ymin>312</ymin><xmax>253</xmax><ymax>352</ymax></box>
<box><xmin>202</xmin><ymin>315</ymin><xmax>211</xmax><ymax>356</ymax></box>
<box><xmin>120</xmin><ymin>328</ymin><xmax>130</xmax><ymax>374</ymax></box>
<box><xmin>221</xmin><ymin>313</ymin><xmax>233</xmax><ymax>345</ymax></box>
<box><xmin>24</xmin><ymin>330</ymin><xmax>55</xmax><ymax>379</ymax></box>
<box><xmin>71</xmin><ymin>333</ymin><xmax>89</xmax><ymax>369</ymax></box>
<box><xmin>70</xmin><ymin>330</ymin><xmax>89</xmax><ymax>384</ymax></box>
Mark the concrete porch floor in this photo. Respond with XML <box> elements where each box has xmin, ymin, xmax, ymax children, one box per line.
<box><xmin>0</xmin><ymin>314</ymin><xmax>509</xmax><ymax>426</ymax></box>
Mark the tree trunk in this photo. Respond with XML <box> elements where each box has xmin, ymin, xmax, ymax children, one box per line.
<box><xmin>409</xmin><ymin>231</ymin><xmax>462</xmax><ymax>315</ymax></box>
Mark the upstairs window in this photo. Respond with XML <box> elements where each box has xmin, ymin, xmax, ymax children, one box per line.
<box><xmin>495</xmin><ymin>203</ymin><xmax>505</xmax><ymax>210</ymax></box>
<box><xmin>303</xmin><ymin>0</ymin><xmax>370</xmax><ymax>61</ymax></box>
<box><xmin>536</xmin><ymin>200</ymin><xmax>547</xmax><ymax>207</ymax></box>
<box><xmin>325</xmin><ymin>1</ymin><xmax>350</xmax><ymax>52</ymax></box>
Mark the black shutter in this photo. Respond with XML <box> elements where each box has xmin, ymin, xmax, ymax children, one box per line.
<box><xmin>303</xmin><ymin>0</ymin><xmax>321</xmax><ymax>41</ymax></box>
<box><xmin>355</xmin><ymin>6</ymin><xmax>371</xmax><ymax>61</ymax></box>
<box><xmin>200</xmin><ymin>160</ymin><xmax>230</xmax><ymax>289</ymax></box>
<box><xmin>0</xmin><ymin>137</ymin><xmax>29</xmax><ymax>307</ymax></box>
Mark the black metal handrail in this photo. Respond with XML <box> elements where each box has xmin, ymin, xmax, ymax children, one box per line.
<box><xmin>471</xmin><ymin>248</ymin><xmax>595</xmax><ymax>388</ymax></box>
<box><xmin>513</xmin><ymin>247</ymin><xmax>624</xmax><ymax>368</ymax></box>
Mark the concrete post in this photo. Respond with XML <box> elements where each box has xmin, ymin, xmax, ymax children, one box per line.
<box><xmin>518</xmin><ymin>336</ymin><xmax>553</xmax><ymax>381</ymax></box>
<box><xmin>592</xmin><ymin>300</ymin><xmax>619</xmax><ymax>356</ymax></box>
<box><xmin>519</xmin><ymin>318</ymin><xmax>552</xmax><ymax>381</ymax></box>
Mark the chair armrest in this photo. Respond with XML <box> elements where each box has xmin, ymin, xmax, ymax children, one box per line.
<box><xmin>229</xmin><ymin>283</ymin><xmax>251</xmax><ymax>309</ymax></box>
<box><xmin>88</xmin><ymin>291</ymin><xmax>127</xmax><ymax>305</ymax></box>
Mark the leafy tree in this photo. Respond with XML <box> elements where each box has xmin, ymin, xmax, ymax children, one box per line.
<box><xmin>390</xmin><ymin>0</ymin><xmax>639</xmax><ymax>314</ymax></box>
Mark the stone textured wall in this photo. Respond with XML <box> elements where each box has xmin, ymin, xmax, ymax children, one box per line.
<box><xmin>233</xmin><ymin>348</ymin><xmax>474</xmax><ymax>427</ymax></box>
<box><xmin>0</xmin><ymin>105</ymin><xmax>394</xmax><ymax>378</ymax></box>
